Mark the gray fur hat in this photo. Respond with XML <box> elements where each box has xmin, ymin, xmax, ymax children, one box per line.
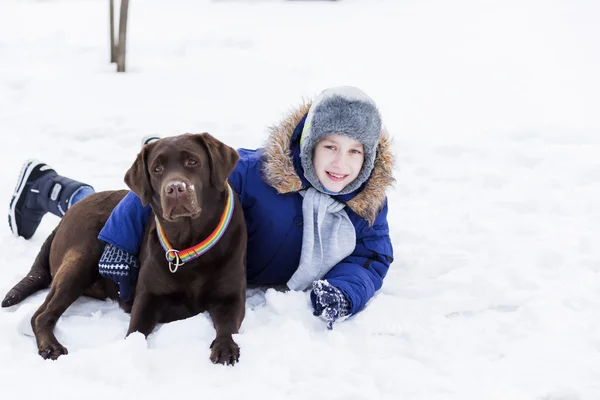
<box><xmin>300</xmin><ymin>86</ymin><xmax>382</xmax><ymax>195</ymax></box>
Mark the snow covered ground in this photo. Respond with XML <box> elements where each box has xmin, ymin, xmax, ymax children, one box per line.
<box><xmin>1</xmin><ymin>0</ymin><xmax>599</xmax><ymax>399</ymax></box>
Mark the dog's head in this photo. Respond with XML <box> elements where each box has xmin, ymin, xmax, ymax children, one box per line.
<box><xmin>124</xmin><ymin>133</ymin><xmax>239</xmax><ymax>221</ymax></box>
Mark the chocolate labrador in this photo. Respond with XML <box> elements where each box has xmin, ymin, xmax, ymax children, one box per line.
<box><xmin>2</xmin><ymin>133</ymin><xmax>247</xmax><ymax>365</ymax></box>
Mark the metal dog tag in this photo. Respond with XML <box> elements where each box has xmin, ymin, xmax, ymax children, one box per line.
<box><xmin>165</xmin><ymin>249</ymin><xmax>183</xmax><ymax>273</ymax></box>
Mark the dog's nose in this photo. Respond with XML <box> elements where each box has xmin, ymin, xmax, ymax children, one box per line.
<box><xmin>165</xmin><ymin>181</ymin><xmax>187</xmax><ymax>197</ymax></box>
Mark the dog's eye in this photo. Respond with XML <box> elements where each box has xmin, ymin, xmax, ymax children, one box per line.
<box><xmin>186</xmin><ymin>159</ymin><xmax>198</xmax><ymax>167</ymax></box>
<box><xmin>153</xmin><ymin>165</ymin><xmax>163</xmax><ymax>173</ymax></box>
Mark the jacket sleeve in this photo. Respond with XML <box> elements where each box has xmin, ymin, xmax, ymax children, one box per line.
<box><xmin>227</xmin><ymin>148</ymin><xmax>252</xmax><ymax>209</ymax></box>
<box><xmin>322</xmin><ymin>200</ymin><xmax>394</xmax><ymax>315</ymax></box>
<box><xmin>98</xmin><ymin>191</ymin><xmax>152</xmax><ymax>255</ymax></box>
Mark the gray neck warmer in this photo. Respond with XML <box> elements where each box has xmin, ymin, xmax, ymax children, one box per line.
<box><xmin>286</xmin><ymin>188</ymin><xmax>356</xmax><ymax>291</ymax></box>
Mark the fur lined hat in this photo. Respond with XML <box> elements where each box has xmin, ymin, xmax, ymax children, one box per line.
<box><xmin>300</xmin><ymin>86</ymin><xmax>382</xmax><ymax>195</ymax></box>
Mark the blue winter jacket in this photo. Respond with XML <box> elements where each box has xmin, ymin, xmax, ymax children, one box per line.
<box><xmin>99</xmin><ymin>105</ymin><xmax>395</xmax><ymax>315</ymax></box>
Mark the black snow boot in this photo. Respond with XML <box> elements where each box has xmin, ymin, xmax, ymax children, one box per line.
<box><xmin>8</xmin><ymin>159</ymin><xmax>94</xmax><ymax>239</ymax></box>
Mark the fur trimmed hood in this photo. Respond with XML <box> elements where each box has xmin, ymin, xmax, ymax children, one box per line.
<box><xmin>261</xmin><ymin>102</ymin><xmax>395</xmax><ymax>225</ymax></box>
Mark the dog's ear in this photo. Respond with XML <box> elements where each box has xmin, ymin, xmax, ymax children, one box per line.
<box><xmin>195</xmin><ymin>133</ymin><xmax>239</xmax><ymax>191</ymax></box>
<box><xmin>124</xmin><ymin>144</ymin><xmax>155</xmax><ymax>206</ymax></box>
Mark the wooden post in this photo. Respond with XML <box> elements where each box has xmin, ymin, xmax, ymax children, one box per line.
<box><xmin>117</xmin><ymin>0</ymin><xmax>130</xmax><ymax>72</ymax></box>
<box><xmin>109</xmin><ymin>0</ymin><xmax>116</xmax><ymax>63</ymax></box>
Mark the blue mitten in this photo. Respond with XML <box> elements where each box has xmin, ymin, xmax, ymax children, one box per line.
<box><xmin>310</xmin><ymin>280</ymin><xmax>350</xmax><ymax>330</ymax></box>
<box><xmin>98</xmin><ymin>243</ymin><xmax>140</xmax><ymax>302</ymax></box>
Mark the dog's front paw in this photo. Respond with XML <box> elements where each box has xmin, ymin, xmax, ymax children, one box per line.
<box><xmin>38</xmin><ymin>341</ymin><xmax>68</xmax><ymax>360</ymax></box>
<box><xmin>209</xmin><ymin>337</ymin><xmax>240</xmax><ymax>366</ymax></box>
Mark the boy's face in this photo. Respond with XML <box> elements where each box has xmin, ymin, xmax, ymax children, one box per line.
<box><xmin>312</xmin><ymin>134</ymin><xmax>364</xmax><ymax>193</ymax></box>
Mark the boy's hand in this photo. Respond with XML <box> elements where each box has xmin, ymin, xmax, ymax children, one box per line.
<box><xmin>98</xmin><ymin>244</ymin><xmax>139</xmax><ymax>302</ymax></box>
<box><xmin>310</xmin><ymin>280</ymin><xmax>350</xmax><ymax>330</ymax></box>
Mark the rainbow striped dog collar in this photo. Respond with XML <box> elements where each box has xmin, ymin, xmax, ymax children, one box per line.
<box><xmin>155</xmin><ymin>183</ymin><xmax>235</xmax><ymax>273</ymax></box>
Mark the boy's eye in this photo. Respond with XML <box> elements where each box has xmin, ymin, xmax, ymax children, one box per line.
<box><xmin>324</xmin><ymin>145</ymin><xmax>336</xmax><ymax>150</ymax></box>
<box><xmin>350</xmin><ymin>149</ymin><xmax>362</xmax><ymax>155</ymax></box>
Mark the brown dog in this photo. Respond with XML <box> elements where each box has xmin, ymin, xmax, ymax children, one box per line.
<box><xmin>2</xmin><ymin>133</ymin><xmax>247</xmax><ymax>365</ymax></box>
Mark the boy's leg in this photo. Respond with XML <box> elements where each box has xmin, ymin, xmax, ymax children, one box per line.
<box><xmin>8</xmin><ymin>159</ymin><xmax>94</xmax><ymax>239</ymax></box>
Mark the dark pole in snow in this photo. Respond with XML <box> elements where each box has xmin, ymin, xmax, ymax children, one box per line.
<box><xmin>110</xmin><ymin>0</ymin><xmax>116</xmax><ymax>63</ymax></box>
<box><xmin>117</xmin><ymin>0</ymin><xmax>130</xmax><ymax>72</ymax></box>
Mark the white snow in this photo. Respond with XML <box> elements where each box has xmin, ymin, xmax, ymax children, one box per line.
<box><xmin>1</xmin><ymin>0</ymin><xmax>599</xmax><ymax>399</ymax></box>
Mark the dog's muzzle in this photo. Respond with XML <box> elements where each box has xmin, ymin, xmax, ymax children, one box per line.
<box><xmin>161</xmin><ymin>179</ymin><xmax>201</xmax><ymax>220</ymax></box>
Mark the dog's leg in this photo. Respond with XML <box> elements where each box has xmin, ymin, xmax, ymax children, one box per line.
<box><xmin>31</xmin><ymin>251</ymin><xmax>97</xmax><ymax>360</ymax></box>
<box><xmin>208</xmin><ymin>297</ymin><xmax>244</xmax><ymax>366</ymax></box>
<box><xmin>127</xmin><ymin>292</ymin><xmax>160</xmax><ymax>337</ymax></box>
<box><xmin>31</xmin><ymin>287</ymin><xmax>70</xmax><ymax>359</ymax></box>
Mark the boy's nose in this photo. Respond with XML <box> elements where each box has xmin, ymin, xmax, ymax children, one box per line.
<box><xmin>332</xmin><ymin>152</ymin><xmax>347</xmax><ymax>166</ymax></box>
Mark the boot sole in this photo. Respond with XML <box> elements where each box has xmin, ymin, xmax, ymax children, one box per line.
<box><xmin>8</xmin><ymin>159</ymin><xmax>45</xmax><ymax>237</ymax></box>
<box><xmin>141</xmin><ymin>135</ymin><xmax>161</xmax><ymax>147</ymax></box>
